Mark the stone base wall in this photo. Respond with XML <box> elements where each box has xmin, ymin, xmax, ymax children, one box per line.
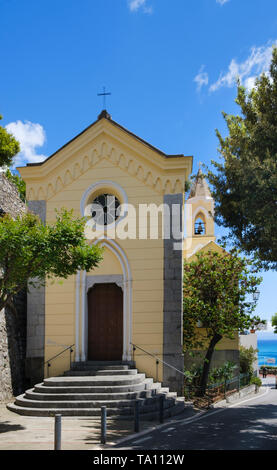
<box><xmin>0</xmin><ymin>291</ymin><xmax>27</xmax><ymax>401</ymax></box>
<box><xmin>163</xmin><ymin>193</ymin><xmax>184</xmax><ymax>396</ymax></box>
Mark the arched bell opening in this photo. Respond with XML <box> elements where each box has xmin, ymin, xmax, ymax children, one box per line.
<box><xmin>194</xmin><ymin>213</ymin><xmax>206</xmax><ymax>235</ymax></box>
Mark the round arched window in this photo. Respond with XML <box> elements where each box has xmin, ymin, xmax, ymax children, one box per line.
<box><xmin>91</xmin><ymin>193</ymin><xmax>121</xmax><ymax>226</ymax></box>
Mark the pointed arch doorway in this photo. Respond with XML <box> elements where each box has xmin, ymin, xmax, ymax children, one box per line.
<box><xmin>77</xmin><ymin>238</ymin><xmax>133</xmax><ymax>362</ymax></box>
<box><xmin>87</xmin><ymin>283</ymin><xmax>123</xmax><ymax>361</ymax></box>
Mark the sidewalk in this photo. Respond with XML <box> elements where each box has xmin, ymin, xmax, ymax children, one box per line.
<box><xmin>0</xmin><ymin>403</ymin><xmax>151</xmax><ymax>450</ymax></box>
<box><xmin>2</xmin><ymin>380</ymin><xmax>272</xmax><ymax>451</ymax></box>
<box><xmin>0</xmin><ymin>402</ymin><xmax>195</xmax><ymax>450</ymax></box>
<box><xmin>261</xmin><ymin>376</ymin><xmax>277</xmax><ymax>387</ymax></box>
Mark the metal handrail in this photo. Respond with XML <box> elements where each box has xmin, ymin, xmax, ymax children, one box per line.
<box><xmin>130</xmin><ymin>342</ymin><xmax>241</xmax><ymax>403</ymax></box>
<box><xmin>130</xmin><ymin>342</ymin><xmax>186</xmax><ymax>379</ymax></box>
<box><xmin>45</xmin><ymin>344</ymin><xmax>75</xmax><ymax>377</ymax></box>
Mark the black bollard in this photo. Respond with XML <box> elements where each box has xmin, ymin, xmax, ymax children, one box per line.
<box><xmin>159</xmin><ymin>394</ymin><xmax>165</xmax><ymax>424</ymax></box>
<box><xmin>101</xmin><ymin>406</ymin><xmax>107</xmax><ymax>445</ymax></box>
<box><xmin>54</xmin><ymin>414</ymin><xmax>62</xmax><ymax>450</ymax></box>
<box><xmin>134</xmin><ymin>400</ymin><xmax>140</xmax><ymax>433</ymax></box>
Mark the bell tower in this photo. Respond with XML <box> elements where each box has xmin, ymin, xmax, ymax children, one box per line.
<box><xmin>184</xmin><ymin>167</ymin><xmax>216</xmax><ymax>258</ymax></box>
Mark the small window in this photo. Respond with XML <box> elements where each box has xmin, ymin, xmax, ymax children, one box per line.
<box><xmin>194</xmin><ymin>217</ymin><xmax>206</xmax><ymax>235</ymax></box>
<box><xmin>91</xmin><ymin>193</ymin><xmax>120</xmax><ymax>226</ymax></box>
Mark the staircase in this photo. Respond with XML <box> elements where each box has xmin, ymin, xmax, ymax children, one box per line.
<box><xmin>7</xmin><ymin>362</ymin><xmax>187</xmax><ymax>419</ymax></box>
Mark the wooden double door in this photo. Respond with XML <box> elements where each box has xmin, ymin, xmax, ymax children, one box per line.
<box><xmin>87</xmin><ymin>283</ymin><xmax>123</xmax><ymax>361</ymax></box>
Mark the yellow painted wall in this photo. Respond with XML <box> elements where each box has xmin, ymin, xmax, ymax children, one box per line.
<box><xmin>19</xmin><ymin>117</ymin><xmax>192</xmax><ymax>381</ymax></box>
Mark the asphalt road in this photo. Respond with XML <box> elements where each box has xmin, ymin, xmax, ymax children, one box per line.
<box><xmin>114</xmin><ymin>377</ymin><xmax>277</xmax><ymax>450</ymax></box>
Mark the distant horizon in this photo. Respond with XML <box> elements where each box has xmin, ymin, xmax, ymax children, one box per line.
<box><xmin>257</xmin><ymin>332</ymin><xmax>277</xmax><ymax>341</ymax></box>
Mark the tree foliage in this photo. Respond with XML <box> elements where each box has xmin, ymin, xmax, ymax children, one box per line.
<box><xmin>0</xmin><ymin>114</ymin><xmax>20</xmax><ymax>167</ymax></box>
<box><xmin>239</xmin><ymin>345</ymin><xmax>258</xmax><ymax>376</ymax></box>
<box><xmin>209</xmin><ymin>361</ymin><xmax>237</xmax><ymax>385</ymax></box>
<box><xmin>0</xmin><ymin>209</ymin><xmax>103</xmax><ymax>311</ymax></box>
<box><xmin>272</xmin><ymin>313</ymin><xmax>277</xmax><ymax>334</ymax></box>
<box><xmin>207</xmin><ymin>47</ymin><xmax>277</xmax><ymax>270</ymax></box>
<box><xmin>183</xmin><ymin>248</ymin><xmax>263</xmax><ymax>395</ymax></box>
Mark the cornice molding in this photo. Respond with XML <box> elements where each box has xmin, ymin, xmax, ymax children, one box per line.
<box><xmin>24</xmin><ymin>136</ymin><xmax>189</xmax><ymax>200</ymax></box>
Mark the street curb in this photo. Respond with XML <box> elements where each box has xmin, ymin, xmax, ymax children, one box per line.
<box><xmin>106</xmin><ymin>386</ymin><xmax>269</xmax><ymax>448</ymax></box>
<box><xmin>103</xmin><ymin>408</ymin><xmax>200</xmax><ymax>448</ymax></box>
<box><xmin>210</xmin><ymin>384</ymin><xmax>257</xmax><ymax>408</ymax></box>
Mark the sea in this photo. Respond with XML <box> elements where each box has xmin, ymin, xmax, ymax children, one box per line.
<box><xmin>257</xmin><ymin>338</ymin><xmax>277</xmax><ymax>366</ymax></box>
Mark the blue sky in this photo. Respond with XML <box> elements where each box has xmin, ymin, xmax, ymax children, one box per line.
<box><xmin>1</xmin><ymin>0</ymin><xmax>276</xmax><ymax>328</ymax></box>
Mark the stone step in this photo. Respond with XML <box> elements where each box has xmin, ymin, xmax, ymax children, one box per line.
<box><xmin>43</xmin><ymin>374</ymin><xmax>146</xmax><ymax>387</ymax></box>
<box><xmin>64</xmin><ymin>369</ymin><xmax>138</xmax><ymax>377</ymax></box>
<box><xmin>7</xmin><ymin>361</ymin><xmax>185</xmax><ymax>420</ymax></box>
<box><xmin>6</xmin><ymin>400</ymin><xmax>185</xmax><ymax>419</ymax></box>
<box><xmin>34</xmin><ymin>380</ymin><xmax>154</xmax><ymax>394</ymax></box>
<box><xmin>25</xmin><ymin>388</ymin><xmax>159</xmax><ymax>401</ymax></box>
<box><xmin>141</xmin><ymin>399</ymin><xmax>186</xmax><ymax>422</ymax></box>
<box><xmin>72</xmin><ymin>361</ymin><xmax>135</xmax><ymax>368</ymax></box>
<box><xmin>15</xmin><ymin>395</ymin><xmax>177</xmax><ymax>410</ymax></box>
<box><xmin>71</xmin><ymin>364</ymin><xmax>131</xmax><ymax>371</ymax></box>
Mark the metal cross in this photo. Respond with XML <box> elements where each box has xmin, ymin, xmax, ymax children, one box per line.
<box><xmin>97</xmin><ymin>86</ymin><xmax>111</xmax><ymax>109</ymax></box>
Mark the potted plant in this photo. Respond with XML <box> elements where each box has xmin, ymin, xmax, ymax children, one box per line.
<box><xmin>249</xmin><ymin>316</ymin><xmax>267</xmax><ymax>334</ymax></box>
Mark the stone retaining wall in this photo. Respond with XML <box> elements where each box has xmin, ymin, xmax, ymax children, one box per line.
<box><xmin>0</xmin><ymin>291</ymin><xmax>27</xmax><ymax>401</ymax></box>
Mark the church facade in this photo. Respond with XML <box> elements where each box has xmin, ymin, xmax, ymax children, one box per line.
<box><xmin>18</xmin><ymin>111</ymin><xmax>192</xmax><ymax>395</ymax></box>
<box><xmin>18</xmin><ymin>111</ymin><xmax>239</xmax><ymax>396</ymax></box>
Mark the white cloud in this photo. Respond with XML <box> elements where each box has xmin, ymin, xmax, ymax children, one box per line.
<box><xmin>127</xmin><ymin>0</ymin><xmax>153</xmax><ymax>14</ymax></box>
<box><xmin>194</xmin><ymin>66</ymin><xmax>209</xmax><ymax>92</ymax></box>
<box><xmin>210</xmin><ymin>42</ymin><xmax>277</xmax><ymax>92</ymax></box>
<box><xmin>216</xmin><ymin>0</ymin><xmax>230</xmax><ymax>5</ymax></box>
<box><xmin>5</xmin><ymin>120</ymin><xmax>46</xmax><ymax>167</ymax></box>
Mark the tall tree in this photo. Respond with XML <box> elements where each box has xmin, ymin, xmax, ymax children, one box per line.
<box><xmin>183</xmin><ymin>249</ymin><xmax>264</xmax><ymax>396</ymax></box>
<box><xmin>207</xmin><ymin>48</ymin><xmax>277</xmax><ymax>270</ymax></box>
<box><xmin>0</xmin><ymin>114</ymin><xmax>20</xmax><ymax>167</ymax></box>
<box><xmin>0</xmin><ymin>209</ymin><xmax>103</xmax><ymax>311</ymax></box>
<box><xmin>271</xmin><ymin>313</ymin><xmax>277</xmax><ymax>334</ymax></box>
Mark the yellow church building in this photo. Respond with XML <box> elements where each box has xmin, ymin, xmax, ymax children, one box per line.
<box><xmin>9</xmin><ymin>110</ymin><xmax>239</xmax><ymax>417</ymax></box>
<box><xmin>18</xmin><ymin>110</ymin><xmax>192</xmax><ymax>396</ymax></box>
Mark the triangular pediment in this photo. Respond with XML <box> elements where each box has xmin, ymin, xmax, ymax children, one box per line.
<box><xmin>18</xmin><ymin>113</ymin><xmax>193</xmax><ymax>200</ymax></box>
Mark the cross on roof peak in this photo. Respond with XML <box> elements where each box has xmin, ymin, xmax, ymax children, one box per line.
<box><xmin>97</xmin><ymin>86</ymin><xmax>111</xmax><ymax>110</ymax></box>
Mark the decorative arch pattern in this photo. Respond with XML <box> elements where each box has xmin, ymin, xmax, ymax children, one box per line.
<box><xmin>27</xmin><ymin>140</ymin><xmax>186</xmax><ymax>201</ymax></box>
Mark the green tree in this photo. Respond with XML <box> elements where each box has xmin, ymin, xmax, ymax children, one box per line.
<box><xmin>0</xmin><ymin>209</ymin><xmax>103</xmax><ymax>311</ymax></box>
<box><xmin>183</xmin><ymin>249</ymin><xmax>264</xmax><ymax>396</ymax></box>
<box><xmin>0</xmin><ymin>115</ymin><xmax>20</xmax><ymax>167</ymax></box>
<box><xmin>272</xmin><ymin>313</ymin><xmax>277</xmax><ymax>334</ymax></box>
<box><xmin>207</xmin><ymin>47</ymin><xmax>277</xmax><ymax>270</ymax></box>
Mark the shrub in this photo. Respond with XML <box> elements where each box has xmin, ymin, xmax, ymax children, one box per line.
<box><xmin>250</xmin><ymin>376</ymin><xmax>262</xmax><ymax>387</ymax></box>
<box><xmin>209</xmin><ymin>362</ymin><xmax>237</xmax><ymax>385</ymax></box>
<box><xmin>240</xmin><ymin>346</ymin><xmax>258</xmax><ymax>376</ymax></box>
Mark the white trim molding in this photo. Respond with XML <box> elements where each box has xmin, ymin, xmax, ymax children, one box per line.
<box><xmin>81</xmin><ymin>270</ymin><xmax>87</xmax><ymax>361</ymax></box>
<box><xmin>74</xmin><ymin>271</ymin><xmax>80</xmax><ymax>361</ymax></box>
<box><xmin>79</xmin><ymin>238</ymin><xmax>132</xmax><ymax>362</ymax></box>
<box><xmin>80</xmin><ymin>180</ymin><xmax>129</xmax><ymax>229</ymax></box>
<box><xmin>192</xmin><ymin>206</ymin><xmax>211</xmax><ymax>221</ymax></box>
<box><xmin>86</xmin><ymin>274</ymin><xmax>123</xmax><ymax>291</ymax></box>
